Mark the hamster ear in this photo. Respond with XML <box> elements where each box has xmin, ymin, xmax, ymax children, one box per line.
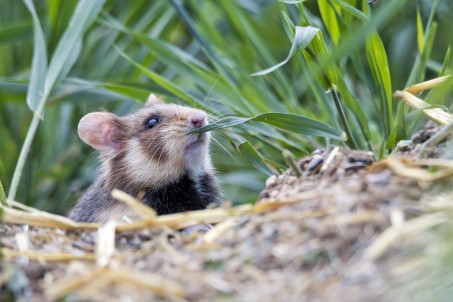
<box><xmin>145</xmin><ymin>93</ymin><xmax>164</xmax><ymax>107</ymax></box>
<box><xmin>78</xmin><ymin>112</ymin><xmax>121</xmax><ymax>151</ymax></box>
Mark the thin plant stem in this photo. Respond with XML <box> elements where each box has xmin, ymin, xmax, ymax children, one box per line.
<box><xmin>7</xmin><ymin>99</ymin><xmax>47</xmax><ymax>203</ymax></box>
<box><xmin>331</xmin><ymin>88</ymin><xmax>359</xmax><ymax>149</ymax></box>
<box><xmin>0</xmin><ymin>179</ymin><xmax>7</xmax><ymax>207</ymax></box>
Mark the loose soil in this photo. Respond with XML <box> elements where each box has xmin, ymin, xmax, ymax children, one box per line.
<box><xmin>1</xmin><ymin>123</ymin><xmax>453</xmax><ymax>302</ymax></box>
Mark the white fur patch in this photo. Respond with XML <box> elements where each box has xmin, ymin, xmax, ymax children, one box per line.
<box><xmin>123</xmin><ymin>138</ymin><xmax>186</xmax><ymax>188</ymax></box>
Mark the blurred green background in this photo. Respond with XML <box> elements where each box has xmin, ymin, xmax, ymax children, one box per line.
<box><xmin>0</xmin><ymin>0</ymin><xmax>452</xmax><ymax>214</ymax></box>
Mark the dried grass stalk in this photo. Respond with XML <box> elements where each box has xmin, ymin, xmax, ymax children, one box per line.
<box><xmin>394</xmin><ymin>75</ymin><xmax>453</xmax><ymax>125</ymax></box>
<box><xmin>15</xmin><ymin>232</ymin><xmax>29</xmax><ymax>252</ymax></box>
<box><xmin>46</xmin><ymin>267</ymin><xmax>185</xmax><ymax>300</ymax></box>
<box><xmin>2</xmin><ymin>186</ymin><xmax>320</xmax><ymax>235</ymax></box>
<box><xmin>411</xmin><ymin>159</ymin><xmax>453</xmax><ymax>168</ymax></box>
<box><xmin>1</xmin><ymin>207</ymin><xmax>100</xmax><ymax>229</ymax></box>
<box><xmin>96</xmin><ymin>220</ymin><xmax>117</xmax><ymax>267</ymax></box>
<box><xmin>380</xmin><ymin>157</ymin><xmax>453</xmax><ymax>181</ymax></box>
<box><xmin>404</xmin><ymin>74</ymin><xmax>452</xmax><ymax>95</ymax></box>
<box><xmin>364</xmin><ymin>212</ymin><xmax>448</xmax><ymax>260</ymax></box>
<box><xmin>203</xmin><ymin>218</ymin><xmax>238</xmax><ymax>243</ymax></box>
<box><xmin>111</xmin><ymin>189</ymin><xmax>157</xmax><ymax>219</ymax></box>
<box><xmin>321</xmin><ymin>211</ymin><xmax>385</xmax><ymax>226</ymax></box>
<box><xmin>1</xmin><ymin>248</ymin><xmax>96</xmax><ymax>262</ymax></box>
<box><xmin>8</xmin><ymin>199</ymin><xmax>41</xmax><ymax>212</ymax></box>
<box><xmin>397</xmin><ymin>90</ymin><xmax>453</xmax><ymax>125</ymax></box>
<box><xmin>46</xmin><ymin>268</ymin><xmax>107</xmax><ymax>299</ymax></box>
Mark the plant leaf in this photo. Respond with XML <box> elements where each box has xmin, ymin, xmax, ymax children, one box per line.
<box><xmin>330</xmin><ymin>0</ymin><xmax>368</xmax><ymax>22</ymax></box>
<box><xmin>439</xmin><ymin>46</ymin><xmax>451</xmax><ymax>76</ymax></box>
<box><xmin>416</xmin><ymin>4</ymin><xmax>424</xmax><ymax>54</ymax></box>
<box><xmin>238</xmin><ymin>142</ymin><xmax>274</xmax><ymax>176</ymax></box>
<box><xmin>44</xmin><ymin>0</ymin><xmax>106</xmax><ymax>94</ymax></box>
<box><xmin>318</xmin><ymin>1</ymin><xmax>341</xmax><ymax>45</ymax></box>
<box><xmin>386</xmin><ymin>102</ymin><xmax>406</xmax><ymax>149</ymax></box>
<box><xmin>365</xmin><ymin>31</ymin><xmax>393</xmax><ymax>135</ymax></box>
<box><xmin>190</xmin><ymin>112</ymin><xmax>342</xmax><ymax>139</ymax></box>
<box><xmin>22</xmin><ymin>0</ymin><xmax>48</xmax><ymax>114</ymax></box>
<box><xmin>0</xmin><ymin>179</ymin><xmax>7</xmax><ymax>207</ymax></box>
<box><xmin>303</xmin><ymin>31</ymin><xmax>338</xmax><ymax>91</ymax></box>
<box><xmin>252</xmin><ymin>26</ymin><xmax>319</xmax><ymax>76</ymax></box>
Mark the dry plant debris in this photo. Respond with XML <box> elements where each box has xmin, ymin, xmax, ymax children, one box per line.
<box><xmin>1</xmin><ymin>122</ymin><xmax>453</xmax><ymax>301</ymax></box>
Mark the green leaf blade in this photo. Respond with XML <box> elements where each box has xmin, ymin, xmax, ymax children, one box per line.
<box><xmin>252</xmin><ymin>26</ymin><xmax>319</xmax><ymax>76</ymax></box>
<box><xmin>191</xmin><ymin>113</ymin><xmax>342</xmax><ymax>140</ymax></box>
<box><xmin>44</xmin><ymin>0</ymin><xmax>106</xmax><ymax>94</ymax></box>
<box><xmin>238</xmin><ymin>142</ymin><xmax>274</xmax><ymax>176</ymax></box>
<box><xmin>365</xmin><ymin>31</ymin><xmax>393</xmax><ymax>136</ymax></box>
<box><xmin>318</xmin><ymin>1</ymin><xmax>341</xmax><ymax>45</ymax></box>
<box><xmin>22</xmin><ymin>0</ymin><xmax>48</xmax><ymax>114</ymax></box>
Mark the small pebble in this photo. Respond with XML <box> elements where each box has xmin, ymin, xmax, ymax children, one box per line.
<box><xmin>129</xmin><ymin>236</ymin><xmax>142</xmax><ymax>248</ymax></box>
<box><xmin>307</xmin><ymin>156</ymin><xmax>324</xmax><ymax>174</ymax></box>
<box><xmin>265</xmin><ymin>175</ymin><xmax>278</xmax><ymax>187</ymax></box>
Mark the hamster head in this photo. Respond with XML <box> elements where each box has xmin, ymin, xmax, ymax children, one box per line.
<box><xmin>77</xmin><ymin>94</ymin><xmax>213</xmax><ymax>189</ymax></box>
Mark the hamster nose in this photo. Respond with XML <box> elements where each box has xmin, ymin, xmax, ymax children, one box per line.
<box><xmin>189</xmin><ymin>112</ymin><xmax>207</xmax><ymax>129</ymax></box>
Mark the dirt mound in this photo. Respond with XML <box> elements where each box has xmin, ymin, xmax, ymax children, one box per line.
<box><xmin>1</xmin><ymin>123</ymin><xmax>453</xmax><ymax>301</ymax></box>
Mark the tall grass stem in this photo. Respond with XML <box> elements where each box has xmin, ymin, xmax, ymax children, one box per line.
<box><xmin>7</xmin><ymin>100</ymin><xmax>46</xmax><ymax>202</ymax></box>
<box><xmin>331</xmin><ymin>88</ymin><xmax>359</xmax><ymax>149</ymax></box>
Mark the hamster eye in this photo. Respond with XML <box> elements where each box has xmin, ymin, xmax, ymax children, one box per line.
<box><xmin>144</xmin><ymin>116</ymin><xmax>160</xmax><ymax>129</ymax></box>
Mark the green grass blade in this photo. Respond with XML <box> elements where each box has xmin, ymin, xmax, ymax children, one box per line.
<box><xmin>238</xmin><ymin>142</ymin><xmax>274</xmax><ymax>176</ymax></box>
<box><xmin>416</xmin><ymin>4</ymin><xmax>424</xmax><ymax>54</ymax></box>
<box><xmin>22</xmin><ymin>0</ymin><xmax>48</xmax><ymax>115</ymax></box>
<box><xmin>407</xmin><ymin>22</ymin><xmax>438</xmax><ymax>87</ymax></box>
<box><xmin>330</xmin><ymin>0</ymin><xmax>368</xmax><ymax>22</ymax></box>
<box><xmin>303</xmin><ymin>30</ymin><xmax>338</xmax><ymax>91</ymax></box>
<box><xmin>252</xmin><ymin>26</ymin><xmax>319</xmax><ymax>76</ymax></box>
<box><xmin>318</xmin><ymin>1</ymin><xmax>340</xmax><ymax>45</ymax></box>
<box><xmin>386</xmin><ymin>102</ymin><xmax>406</xmax><ymax>149</ymax></box>
<box><xmin>405</xmin><ymin>0</ymin><xmax>439</xmax><ymax>86</ymax></box>
<box><xmin>439</xmin><ymin>46</ymin><xmax>451</xmax><ymax>77</ymax></box>
<box><xmin>190</xmin><ymin>112</ymin><xmax>342</xmax><ymax>140</ymax></box>
<box><xmin>44</xmin><ymin>0</ymin><xmax>106</xmax><ymax>93</ymax></box>
<box><xmin>253</xmin><ymin>113</ymin><xmax>341</xmax><ymax>138</ymax></box>
<box><xmin>365</xmin><ymin>31</ymin><xmax>393</xmax><ymax>137</ymax></box>
<box><xmin>0</xmin><ymin>179</ymin><xmax>7</xmax><ymax>207</ymax></box>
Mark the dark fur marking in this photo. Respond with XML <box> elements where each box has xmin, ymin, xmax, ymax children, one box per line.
<box><xmin>137</xmin><ymin>129</ymin><xmax>169</xmax><ymax>162</ymax></box>
<box><xmin>142</xmin><ymin>172</ymin><xmax>221</xmax><ymax>215</ymax></box>
<box><xmin>68</xmin><ymin>171</ymin><xmax>221</xmax><ymax>222</ymax></box>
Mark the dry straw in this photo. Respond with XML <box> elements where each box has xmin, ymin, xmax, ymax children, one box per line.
<box><xmin>394</xmin><ymin>75</ymin><xmax>453</xmax><ymax>125</ymax></box>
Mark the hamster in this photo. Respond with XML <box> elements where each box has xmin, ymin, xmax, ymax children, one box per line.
<box><xmin>68</xmin><ymin>94</ymin><xmax>221</xmax><ymax>223</ymax></box>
